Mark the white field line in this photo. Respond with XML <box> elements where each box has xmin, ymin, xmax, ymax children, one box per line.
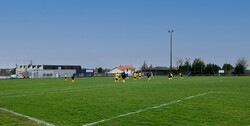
<box><xmin>83</xmin><ymin>91</ymin><xmax>215</xmax><ymax>126</ymax></box>
<box><xmin>0</xmin><ymin>107</ymin><xmax>55</xmax><ymax>126</ymax></box>
<box><xmin>0</xmin><ymin>85</ymin><xmax>114</xmax><ymax>96</ymax></box>
<box><xmin>0</xmin><ymin>84</ymin><xmax>134</xmax><ymax>97</ymax></box>
<box><xmin>0</xmin><ymin>88</ymin><xmax>97</xmax><ymax>98</ymax></box>
<box><xmin>0</xmin><ymin>84</ymin><xmax>139</xmax><ymax>98</ymax></box>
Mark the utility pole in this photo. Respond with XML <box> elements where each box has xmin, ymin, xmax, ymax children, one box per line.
<box><xmin>168</xmin><ymin>30</ymin><xmax>174</xmax><ymax>70</ymax></box>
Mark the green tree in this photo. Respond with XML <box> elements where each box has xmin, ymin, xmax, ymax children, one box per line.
<box><xmin>179</xmin><ymin>58</ymin><xmax>191</xmax><ymax>73</ymax></box>
<box><xmin>235</xmin><ymin>64</ymin><xmax>245</xmax><ymax>75</ymax></box>
<box><xmin>149</xmin><ymin>64</ymin><xmax>153</xmax><ymax>69</ymax></box>
<box><xmin>204</xmin><ymin>63</ymin><xmax>221</xmax><ymax>75</ymax></box>
<box><xmin>191</xmin><ymin>58</ymin><xmax>205</xmax><ymax>75</ymax></box>
<box><xmin>97</xmin><ymin>67</ymin><xmax>103</xmax><ymax>73</ymax></box>
<box><xmin>141</xmin><ymin>61</ymin><xmax>148</xmax><ymax>72</ymax></box>
<box><xmin>176</xmin><ymin>58</ymin><xmax>183</xmax><ymax>68</ymax></box>
<box><xmin>222</xmin><ymin>63</ymin><xmax>234</xmax><ymax>72</ymax></box>
<box><xmin>235</xmin><ymin>58</ymin><xmax>248</xmax><ymax>75</ymax></box>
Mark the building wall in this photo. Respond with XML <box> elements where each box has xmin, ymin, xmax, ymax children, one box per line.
<box><xmin>108</xmin><ymin>68</ymin><xmax>135</xmax><ymax>76</ymax></box>
<box><xmin>29</xmin><ymin>69</ymin><xmax>76</xmax><ymax>78</ymax></box>
<box><xmin>16</xmin><ymin>65</ymin><xmax>43</xmax><ymax>75</ymax></box>
<box><xmin>108</xmin><ymin>68</ymin><xmax>123</xmax><ymax>74</ymax></box>
<box><xmin>125</xmin><ymin>69</ymin><xmax>135</xmax><ymax>76</ymax></box>
<box><xmin>16</xmin><ymin>65</ymin><xmax>81</xmax><ymax>78</ymax></box>
<box><xmin>76</xmin><ymin>69</ymin><xmax>94</xmax><ymax>77</ymax></box>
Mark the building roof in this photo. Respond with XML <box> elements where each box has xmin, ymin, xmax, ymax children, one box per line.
<box><xmin>149</xmin><ymin>66</ymin><xmax>169</xmax><ymax>70</ymax></box>
<box><xmin>147</xmin><ymin>66</ymin><xmax>179</xmax><ymax>70</ymax></box>
<box><xmin>172</xmin><ymin>67</ymin><xmax>179</xmax><ymax>70</ymax></box>
<box><xmin>117</xmin><ymin>65</ymin><xmax>136</xmax><ymax>70</ymax></box>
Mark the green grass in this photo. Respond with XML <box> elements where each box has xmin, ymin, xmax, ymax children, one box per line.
<box><xmin>0</xmin><ymin>76</ymin><xmax>250</xmax><ymax>126</ymax></box>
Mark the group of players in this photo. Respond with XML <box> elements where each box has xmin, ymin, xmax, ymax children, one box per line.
<box><xmin>114</xmin><ymin>72</ymin><xmax>184</xmax><ymax>84</ymax></box>
<box><xmin>167</xmin><ymin>72</ymin><xmax>183</xmax><ymax>80</ymax></box>
<box><xmin>114</xmin><ymin>72</ymin><xmax>152</xmax><ymax>84</ymax></box>
<box><xmin>64</xmin><ymin>73</ymin><xmax>75</xmax><ymax>82</ymax></box>
<box><xmin>64</xmin><ymin>71</ymin><xmax>183</xmax><ymax>83</ymax></box>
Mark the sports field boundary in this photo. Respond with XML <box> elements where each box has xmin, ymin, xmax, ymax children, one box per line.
<box><xmin>83</xmin><ymin>91</ymin><xmax>215</xmax><ymax>126</ymax></box>
<box><xmin>0</xmin><ymin>107</ymin><xmax>54</xmax><ymax>126</ymax></box>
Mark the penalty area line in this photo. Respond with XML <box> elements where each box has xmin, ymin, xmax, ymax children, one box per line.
<box><xmin>83</xmin><ymin>91</ymin><xmax>214</xmax><ymax>126</ymax></box>
<box><xmin>0</xmin><ymin>107</ymin><xmax>55</xmax><ymax>126</ymax></box>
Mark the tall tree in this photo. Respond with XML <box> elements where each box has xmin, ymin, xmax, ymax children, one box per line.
<box><xmin>149</xmin><ymin>64</ymin><xmax>153</xmax><ymax>69</ymax></box>
<box><xmin>222</xmin><ymin>63</ymin><xmax>234</xmax><ymax>72</ymax></box>
<box><xmin>191</xmin><ymin>58</ymin><xmax>205</xmax><ymax>75</ymax></box>
<box><xmin>141</xmin><ymin>61</ymin><xmax>148</xmax><ymax>72</ymax></box>
<box><xmin>204</xmin><ymin>63</ymin><xmax>221</xmax><ymax>75</ymax></box>
<box><xmin>235</xmin><ymin>58</ymin><xmax>248</xmax><ymax>75</ymax></box>
<box><xmin>179</xmin><ymin>58</ymin><xmax>191</xmax><ymax>72</ymax></box>
<box><xmin>176</xmin><ymin>58</ymin><xmax>183</xmax><ymax>68</ymax></box>
<box><xmin>97</xmin><ymin>67</ymin><xmax>103</xmax><ymax>73</ymax></box>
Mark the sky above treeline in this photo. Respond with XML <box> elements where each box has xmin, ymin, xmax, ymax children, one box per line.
<box><xmin>0</xmin><ymin>0</ymin><xmax>249</xmax><ymax>69</ymax></box>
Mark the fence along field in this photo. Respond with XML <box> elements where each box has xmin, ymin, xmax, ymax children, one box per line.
<box><xmin>0</xmin><ymin>76</ymin><xmax>250</xmax><ymax>125</ymax></box>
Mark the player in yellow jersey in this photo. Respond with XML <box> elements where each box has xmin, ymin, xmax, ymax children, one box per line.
<box><xmin>179</xmin><ymin>73</ymin><xmax>183</xmax><ymax>79</ymax></box>
<box><xmin>133</xmin><ymin>72</ymin><xmax>137</xmax><ymax>80</ymax></box>
<box><xmin>65</xmin><ymin>73</ymin><xmax>67</xmax><ymax>81</ymax></box>
<box><xmin>114</xmin><ymin>73</ymin><xmax>120</xmax><ymax>83</ymax></box>
<box><xmin>139</xmin><ymin>72</ymin><xmax>142</xmax><ymax>79</ymax></box>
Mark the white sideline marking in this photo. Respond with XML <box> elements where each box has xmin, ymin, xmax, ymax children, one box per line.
<box><xmin>0</xmin><ymin>84</ymin><xmax>135</xmax><ymax>98</ymax></box>
<box><xmin>0</xmin><ymin>107</ymin><xmax>55</xmax><ymax>126</ymax></box>
<box><xmin>83</xmin><ymin>91</ymin><xmax>214</xmax><ymax>126</ymax></box>
<box><xmin>0</xmin><ymin>88</ymin><xmax>97</xmax><ymax>98</ymax></box>
<box><xmin>0</xmin><ymin>85</ymin><xmax>109</xmax><ymax>96</ymax></box>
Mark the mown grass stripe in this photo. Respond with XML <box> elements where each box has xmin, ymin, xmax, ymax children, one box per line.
<box><xmin>83</xmin><ymin>91</ymin><xmax>214</xmax><ymax>126</ymax></box>
<box><xmin>0</xmin><ymin>107</ymin><xmax>55</xmax><ymax>126</ymax></box>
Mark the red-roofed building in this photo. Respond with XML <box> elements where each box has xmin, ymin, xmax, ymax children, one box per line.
<box><xmin>108</xmin><ymin>65</ymin><xmax>136</xmax><ymax>75</ymax></box>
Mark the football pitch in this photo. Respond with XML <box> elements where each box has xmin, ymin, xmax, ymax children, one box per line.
<box><xmin>0</xmin><ymin>76</ymin><xmax>250</xmax><ymax>126</ymax></box>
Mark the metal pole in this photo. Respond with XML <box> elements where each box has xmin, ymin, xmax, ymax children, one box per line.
<box><xmin>170</xmin><ymin>32</ymin><xmax>172</xmax><ymax>70</ymax></box>
<box><xmin>168</xmin><ymin>30</ymin><xmax>174</xmax><ymax>70</ymax></box>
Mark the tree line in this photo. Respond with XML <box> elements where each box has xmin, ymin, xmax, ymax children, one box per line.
<box><xmin>178</xmin><ymin>58</ymin><xmax>248</xmax><ymax>75</ymax></box>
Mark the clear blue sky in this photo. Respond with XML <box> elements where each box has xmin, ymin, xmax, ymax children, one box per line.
<box><xmin>0</xmin><ymin>0</ymin><xmax>249</xmax><ymax>69</ymax></box>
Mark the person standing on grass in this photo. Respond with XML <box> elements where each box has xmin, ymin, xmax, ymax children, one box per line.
<box><xmin>139</xmin><ymin>72</ymin><xmax>142</xmax><ymax>79</ymax></box>
<box><xmin>133</xmin><ymin>72</ymin><xmax>137</xmax><ymax>80</ymax></box>
<box><xmin>65</xmin><ymin>73</ymin><xmax>67</xmax><ymax>81</ymax></box>
<box><xmin>179</xmin><ymin>73</ymin><xmax>183</xmax><ymax>79</ymax></box>
<box><xmin>126</xmin><ymin>73</ymin><xmax>129</xmax><ymax>79</ymax></box>
<box><xmin>168</xmin><ymin>72</ymin><xmax>173</xmax><ymax>80</ymax></box>
<box><xmin>114</xmin><ymin>72</ymin><xmax>120</xmax><ymax>83</ymax></box>
<box><xmin>147</xmin><ymin>72</ymin><xmax>151</xmax><ymax>81</ymax></box>
<box><xmin>121</xmin><ymin>72</ymin><xmax>126</xmax><ymax>84</ymax></box>
<box><xmin>72</xmin><ymin>73</ymin><xmax>75</xmax><ymax>83</ymax></box>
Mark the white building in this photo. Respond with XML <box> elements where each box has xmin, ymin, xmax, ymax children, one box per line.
<box><xmin>108</xmin><ymin>65</ymin><xmax>136</xmax><ymax>76</ymax></box>
<box><xmin>16</xmin><ymin>65</ymin><xmax>81</xmax><ymax>78</ymax></box>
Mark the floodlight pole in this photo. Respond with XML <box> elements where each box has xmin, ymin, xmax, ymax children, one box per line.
<box><xmin>168</xmin><ymin>30</ymin><xmax>174</xmax><ymax>70</ymax></box>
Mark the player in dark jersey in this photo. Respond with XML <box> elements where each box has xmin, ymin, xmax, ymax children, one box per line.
<box><xmin>147</xmin><ymin>72</ymin><xmax>151</xmax><ymax>81</ymax></box>
<box><xmin>179</xmin><ymin>73</ymin><xmax>183</xmax><ymax>79</ymax></box>
<box><xmin>121</xmin><ymin>72</ymin><xmax>126</xmax><ymax>84</ymax></box>
<box><xmin>168</xmin><ymin>72</ymin><xmax>173</xmax><ymax>80</ymax></box>
<box><xmin>71</xmin><ymin>73</ymin><xmax>75</xmax><ymax>83</ymax></box>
